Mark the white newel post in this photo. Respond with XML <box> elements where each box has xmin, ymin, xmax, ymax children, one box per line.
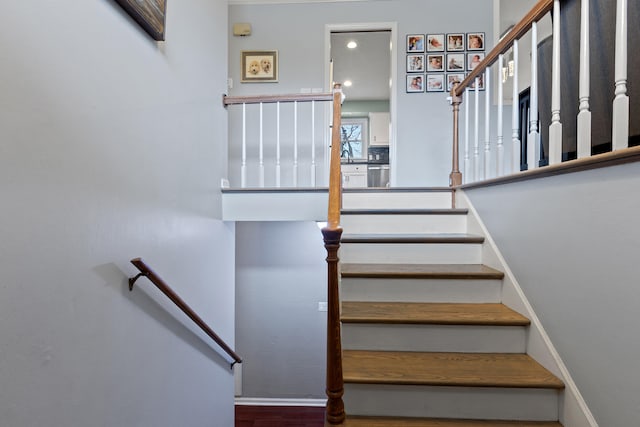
<box><xmin>612</xmin><ymin>0</ymin><xmax>629</xmax><ymax>150</ymax></box>
<box><xmin>241</xmin><ymin>103</ymin><xmax>247</xmax><ymax>188</ymax></box>
<box><xmin>311</xmin><ymin>100</ymin><xmax>316</xmax><ymax>186</ymax></box>
<box><xmin>528</xmin><ymin>22</ymin><xmax>540</xmax><ymax>169</ymax></box>
<box><xmin>549</xmin><ymin>0</ymin><xmax>563</xmax><ymax>165</ymax></box>
<box><xmin>512</xmin><ymin>41</ymin><xmax>520</xmax><ymax>173</ymax></box>
<box><xmin>497</xmin><ymin>54</ymin><xmax>504</xmax><ymax>177</ymax></box>
<box><xmin>259</xmin><ymin>102</ymin><xmax>265</xmax><ymax>187</ymax></box>
<box><xmin>577</xmin><ymin>0</ymin><xmax>592</xmax><ymax>158</ymax></box>
<box><xmin>293</xmin><ymin>101</ymin><xmax>299</xmax><ymax>187</ymax></box>
<box><xmin>464</xmin><ymin>88</ymin><xmax>470</xmax><ymax>183</ymax></box>
<box><xmin>474</xmin><ymin>80</ymin><xmax>480</xmax><ymax>181</ymax></box>
<box><xmin>276</xmin><ymin>102</ymin><xmax>281</xmax><ymax>187</ymax></box>
<box><xmin>484</xmin><ymin>70</ymin><xmax>491</xmax><ymax>180</ymax></box>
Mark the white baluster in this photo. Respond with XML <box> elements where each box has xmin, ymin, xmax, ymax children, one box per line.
<box><xmin>549</xmin><ymin>0</ymin><xmax>563</xmax><ymax>165</ymax></box>
<box><xmin>259</xmin><ymin>102</ymin><xmax>265</xmax><ymax>187</ymax></box>
<box><xmin>464</xmin><ymin>88</ymin><xmax>470</xmax><ymax>183</ymax></box>
<box><xmin>241</xmin><ymin>103</ymin><xmax>247</xmax><ymax>188</ymax></box>
<box><xmin>484</xmin><ymin>70</ymin><xmax>491</xmax><ymax>180</ymax></box>
<box><xmin>293</xmin><ymin>101</ymin><xmax>298</xmax><ymax>187</ymax></box>
<box><xmin>310</xmin><ymin>100</ymin><xmax>316</xmax><ymax>186</ymax></box>
<box><xmin>612</xmin><ymin>0</ymin><xmax>629</xmax><ymax>150</ymax></box>
<box><xmin>512</xmin><ymin>41</ymin><xmax>521</xmax><ymax>173</ymax></box>
<box><xmin>276</xmin><ymin>101</ymin><xmax>281</xmax><ymax>187</ymax></box>
<box><xmin>577</xmin><ymin>0</ymin><xmax>592</xmax><ymax>158</ymax></box>
<box><xmin>474</xmin><ymin>79</ymin><xmax>480</xmax><ymax>181</ymax></box>
<box><xmin>497</xmin><ymin>54</ymin><xmax>504</xmax><ymax>176</ymax></box>
<box><xmin>528</xmin><ymin>22</ymin><xmax>540</xmax><ymax>169</ymax></box>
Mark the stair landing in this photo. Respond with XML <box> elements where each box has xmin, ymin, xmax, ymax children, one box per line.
<box><xmin>336</xmin><ymin>417</ymin><xmax>564</xmax><ymax>426</ymax></box>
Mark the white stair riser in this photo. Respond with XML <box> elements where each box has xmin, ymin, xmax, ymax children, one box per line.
<box><xmin>340</xmin><ymin>278</ymin><xmax>502</xmax><ymax>303</ymax></box>
<box><xmin>344</xmin><ymin>384</ymin><xmax>560</xmax><ymax>421</ymax></box>
<box><xmin>340</xmin><ymin>243</ymin><xmax>482</xmax><ymax>264</ymax></box>
<box><xmin>342</xmin><ymin>192</ymin><xmax>452</xmax><ymax>210</ymax></box>
<box><xmin>341</xmin><ymin>214</ymin><xmax>467</xmax><ymax>234</ymax></box>
<box><xmin>342</xmin><ymin>324</ymin><xmax>527</xmax><ymax>353</ymax></box>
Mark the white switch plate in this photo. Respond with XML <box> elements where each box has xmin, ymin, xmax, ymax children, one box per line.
<box><xmin>318</xmin><ymin>302</ymin><xmax>328</xmax><ymax>312</ymax></box>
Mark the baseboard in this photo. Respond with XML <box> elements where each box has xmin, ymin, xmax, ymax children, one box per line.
<box><xmin>235</xmin><ymin>397</ymin><xmax>327</xmax><ymax>407</ymax></box>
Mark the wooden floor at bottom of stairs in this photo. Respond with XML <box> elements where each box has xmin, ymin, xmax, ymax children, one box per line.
<box><xmin>330</xmin><ymin>417</ymin><xmax>563</xmax><ymax>426</ymax></box>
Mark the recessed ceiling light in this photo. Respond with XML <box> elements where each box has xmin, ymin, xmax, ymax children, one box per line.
<box><xmin>343</xmin><ymin>80</ymin><xmax>353</xmax><ymax>87</ymax></box>
<box><xmin>347</xmin><ymin>41</ymin><xmax>357</xmax><ymax>49</ymax></box>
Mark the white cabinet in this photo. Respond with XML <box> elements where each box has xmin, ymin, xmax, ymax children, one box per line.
<box><xmin>369</xmin><ymin>112</ymin><xmax>390</xmax><ymax>146</ymax></box>
<box><xmin>342</xmin><ymin>164</ymin><xmax>368</xmax><ymax>188</ymax></box>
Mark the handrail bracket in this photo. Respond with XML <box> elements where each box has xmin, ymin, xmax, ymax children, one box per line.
<box><xmin>128</xmin><ymin>272</ymin><xmax>149</xmax><ymax>291</ymax></box>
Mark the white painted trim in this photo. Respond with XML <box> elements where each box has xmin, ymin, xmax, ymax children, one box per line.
<box><xmin>457</xmin><ymin>190</ymin><xmax>599</xmax><ymax>427</ymax></box>
<box><xmin>235</xmin><ymin>397</ymin><xmax>327</xmax><ymax>407</ymax></box>
<box><xmin>324</xmin><ymin>21</ymin><xmax>398</xmax><ymax>187</ymax></box>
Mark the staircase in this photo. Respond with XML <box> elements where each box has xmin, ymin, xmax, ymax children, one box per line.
<box><xmin>334</xmin><ymin>189</ymin><xmax>565</xmax><ymax>426</ymax></box>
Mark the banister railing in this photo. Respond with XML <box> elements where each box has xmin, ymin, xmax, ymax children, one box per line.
<box><xmin>449</xmin><ymin>0</ymin><xmax>635</xmax><ymax>189</ymax></box>
<box><xmin>223</xmin><ymin>92</ymin><xmax>335</xmax><ymax>188</ymax></box>
<box><xmin>321</xmin><ymin>84</ymin><xmax>345</xmax><ymax>425</ymax></box>
<box><xmin>128</xmin><ymin>257</ymin><xmax>242</xmax><ymax>369</ymax></box>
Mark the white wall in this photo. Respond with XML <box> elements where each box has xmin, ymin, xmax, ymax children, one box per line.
<box><xmin>0</xmin><ymin>1</ymin><xmax>235</xmax><ymax>426</ymax></box>
<box><xmin>228</xmin><ymin>0</ymin><xmax>494</xmax><ymax>187</ymax></box>
<box><xmin>465</xmin><ymin>162</ymin><xmax>640</xmax><ymax>427</ymax></box>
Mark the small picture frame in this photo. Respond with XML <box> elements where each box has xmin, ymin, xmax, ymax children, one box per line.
<box><xmin>446</xmin><ymin>53</ymin><xmax>465</xmax><ymax>71</ymax></box>
<box><xmin>470</xmin><ymin>72</ymin><xmax>485</xmax><ymax>90</ymax></box>
<box><xmin>446</xmin><ymin>33</ymin><xmax>465</xmax><ymax>51</ymax></box>
<box><xmin>241</xmin><ymin>50</ymin><xmax>278</xmax><ymax>83</ymax></box>
<box><xmin>447</xmin><ymin>73</ymin><xmax>466</xmax><ymax>91</ymax></box>
<box><xmin>467</xmin><ymin>32</ymin><xmax>485</xmax><ymax>50</ymax></box>
<box><xmin>407</xmin><ymin>34</ymin><xmax>425</xmax><ymax>52</ymax></box>
<box><xmin>407</xmin><ymin>54</ymin><xmax>425</xmax><ymax>73</ymax></box>
<box><xmin>426</xmin><ymin>54</ymin><xmax>444</xmax><ymax>72</ymax></box>
<box><xmin>406</xmin><ymin>74</ymin><xmax>425</xmax><ymax>93</ymax></box>
<box><xmin>467</xmin><ymin>52</ymin><xmax>485</xmax><ymax>71</ymax></box>
<box><xmin>427</xmin><ymin>34</ymin><xmax>445</xmax><ymax>52</ymax></box>
<box><xmin>426</xmin><ymin>74</ymin><xmax>445</xmax><ymax>92</ymax></box>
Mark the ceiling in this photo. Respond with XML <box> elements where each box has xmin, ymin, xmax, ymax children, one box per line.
<box><xmin>331</xmin><ymin>31</ymin><xmax>391</xmax><ymax>101</ymax></box>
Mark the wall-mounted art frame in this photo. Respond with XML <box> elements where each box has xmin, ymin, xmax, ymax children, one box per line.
<box><xmin>407</xmin><ymin>54</ymin><xmax>425</xmax><ymax>73</ymax></box>
<box><xmin>241</xmin><ymin>50</ymin><xmax>278</xmax><ymax>83</ymax></box>
<box><xmin>426</xmin><ymin>74</ymin><xmax>445</xmax><ymax>92</ymax></box>
<box><xmin>467</xmin><ymin>32</ymin><xmax>485</xmax><ymax>50</ymax></box>
<box><xmin>447</xmin><ymin>73</ymin><xmax>465</xmax><ymax>91</ymax></box>
<box><xmin>406</xmin><ymin>74</ymin><xmax>425</xmax><ymax>93</ymax></box>
<box><xmin>427</xmin><ymin>34</ymin><xmax>444</xmax><ymax>52</ymax></box>
<box><xmin>114</xmin><ymin>0</ymin><xmax>167</xmax><ymax>41</ymax></box>
<box><xmin>446</xmin><ymin>33</ymin><xmax>464</xmax><ymax>51</ymax></box>
<box><xmin>468</xmin><ymin>52</ymin><xmax>485</xmax><ymax>71</ymax></box>
<box><xmin>426</xmin><ymin>54</ymin><xmax>444</xmax><ymax>72</ymax></box>
<box><xmin>446</xmin><ymin>53</ymin><xmax>465</xmax><ymax>71</ymax></box>
<box><xmin>407</xmin><ymin>34</ymin><xmax>425</xmax><ymax>53</ymax></box>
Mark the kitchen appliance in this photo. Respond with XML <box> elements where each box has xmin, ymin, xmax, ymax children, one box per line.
<box><xmin>367</xmin><ymin>146</ymin><xmax>390</xmax><ymax>187</ymax></box>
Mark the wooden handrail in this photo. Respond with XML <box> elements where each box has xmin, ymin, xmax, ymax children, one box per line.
<box><xmin>128</xmin><ymin>257</ymin><xmax>242</xmax><ymax>369</ymax></box>
<box><xmin>454</xmin><ymin>0</ymin><xmax>554</xmax><ymax>96</ymax></box>
<box><xmin>223</xmin><ymin>92</ymin><xmax>333</xmax><ymax>106</ymax></box>
<box><xmin>322</xmin><ymin>84</ymin><xmax>345</xmax><ymax>425</ymax></box>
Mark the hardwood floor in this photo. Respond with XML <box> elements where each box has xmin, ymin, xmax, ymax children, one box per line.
<box><xmin>235</xmin><ymin>405</ymin><xmax>325</xmax><ymax>427</ymax></box>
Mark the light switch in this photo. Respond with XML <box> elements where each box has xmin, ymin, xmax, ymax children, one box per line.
<box><xmin>318</xmin><ymin>302</ymin><xmax>328</xmax><ymax>312</ymax></box>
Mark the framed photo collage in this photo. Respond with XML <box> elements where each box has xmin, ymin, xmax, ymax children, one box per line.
<box><xmin>406</xmin><ymin>32</ymin><xmax>485</xmax><ymax>93</ymax></box>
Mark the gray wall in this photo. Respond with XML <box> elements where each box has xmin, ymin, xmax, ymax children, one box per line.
<box><xmin>465</xmin><ymin>163</ymin><xmax>640</xmax><ymax>427</ymax></box>
<box><xmin>236</xmin><ymin>222</ymin><xmax>327</xmax><ymax>398</ymax></box>
<box><xmin>228</xmin><ymin>0</ymin><xmax>494</xmax><ymax>187</ymax></box>
<box><xmin>0</xmin><ymin>1</ymin><xmax>235</xmax><ymax>426</ymax></box>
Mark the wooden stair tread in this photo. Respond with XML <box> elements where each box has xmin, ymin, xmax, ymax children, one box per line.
<box><xmin>343</xmin><ymin>350</ymin><xmax>564</xmax><ymax>389</ymax></box>
<box><xmin>341</xmin><ymin>263</ymin><xmax>504</xmax><ymax>279</ymax></box>
<box><xmin>341</xmin><ymin>208</ymin><xmax>468</xmax><ymax>215</ymax></box>
<box><xmin>341</xmin><ymin>233</ymin><xmax>484</xmax><ymax>244</ymax></box>
<box><xmin>341</xmin><ymin>302</ymin><xmax>530</xmax><ymax>326</ymax></box>
<box><xmin>341</xmin><ymin>416</ymin><xmax>563</xmax><ymax>426</ymax></box>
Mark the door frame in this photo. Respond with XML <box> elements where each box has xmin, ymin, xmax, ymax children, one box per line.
<box><xmin>324</xmin><ymin>22</ymin><xmax>398</xmax><ymax>187</ymax></box>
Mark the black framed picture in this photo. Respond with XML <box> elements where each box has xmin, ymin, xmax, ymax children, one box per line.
<box><xmin>407</xmin><ymin>54</ymin><xmax>425</xmax><ymax>73</ymax></box>
<box><xmin>407</xmin><ymin>74</ymin><xmax>425</xmax><ymax>92</ymax></box>
<box><xmin>467</xmin><ymin>32</ymin><xmax>485</xmax><ymax>50</ymax></box>
<box><xmin>407</xmin><ymin>34</ymin><xmax>425</xmax><ymax>52</ymax></box>
<box><xmin>426</xmin><ymin>74</ymin><xmax>445</xmax><ymax>92</ymax></box>
<box><xmin>426</xmin><ymin>54</ymin><xmax>444</xmax><ymax>72</ymax></box>
<box><xmin>446</xmin><ymin>53</ymin><xmax>465</xmax><ymax>71</ymax></box>
<box><xmin>427</xmin><ymin>34</ymin><xmax>445</xmax><ymax>52</ymax></box>
<box><xmin>446</xmin><ymin>33</ymin><xmax>464</xmax><ymax>51</ymax></box>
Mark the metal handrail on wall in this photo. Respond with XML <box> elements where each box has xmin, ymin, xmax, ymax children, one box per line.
<box><xmin>128</xmin><ymin>257</ymin><xmax>242</xmax><ymax>369</ymax></box>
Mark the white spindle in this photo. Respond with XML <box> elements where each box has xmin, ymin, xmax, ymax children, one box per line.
<box><xmin>293</xmin><ymin>101</ymin><xmax>298</xmax><ymax>187</ymax></box>
<box><xmin>259</xmin><ymin>102</ymin><xmax>265</xmax><ymax>187</ymax></box>
<box><xmin>474</xmin><ymin>80</ymin><xmax>480</xmax><ymax>181</ymax></box>
<box><xmin>276</xmin><ymin>102</ymin><xmax>281</xmax><ymax>187</ymax></box>
<box><xmin>241</xmin><ymin>103</ymin><xmax>247</xmax><ymax>188</ymax></box>
<box><xmin>310</xmin><ymin>100</ymin><xmax>316</xmax><ymax>186</ymax></box>
<box><xmin>497</xmin><ymin>54</ymin><xmax>504</xmax><ymax>176</ymax></box>
<box><xmin>612</xmin><ymin>0</ymin><xmax>629</xmax><ymax>150</ymax></box>
<box><xmin>464</xmin><ymin>88</ymin><xmax>470</xmax><ymax>183</ymax></box>
<box><xmin>484</xmin><ymin>70</ymin><xmax>491</xmax><ymax>180</ymax></box>
<box><xmin>549</xmin><ymin>0</ymin><xmax>563</xmax><ymax>165</ymax></box>
<box><xmin>512</xmin><ymin>41</ymin><xmax>520</xmax><ymax>173</ymax></box>
<box><xmin>528</xmin><ymin>22</ymin><xmax>540</xmax><ymax>169</ymax></box>
<box><xmin>577</xmin><ymin>0</ymin><xmax>592</xmax><ymax>158</ymax></box>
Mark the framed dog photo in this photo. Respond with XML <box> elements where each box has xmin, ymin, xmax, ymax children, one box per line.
<box><xmin>241</xmin><ymin>50</ymin><xmax>278</xmax><ymax>83</ymax></box>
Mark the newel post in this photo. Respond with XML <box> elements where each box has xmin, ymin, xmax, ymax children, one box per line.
<box><xmin>322</xmin><ymin>226</ymin><xmax>345</xmax><ymax>425</ymax></box>
<box><xmin>450</xmin><ymin>84</ymin><xmax>463</xmax><ymax>187</ymax></box>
